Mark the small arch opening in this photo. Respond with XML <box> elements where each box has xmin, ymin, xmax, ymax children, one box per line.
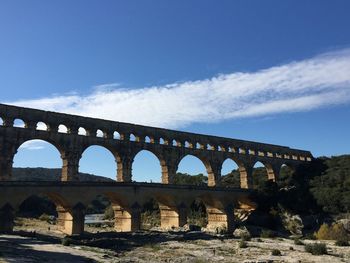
<box><xmin>196</xmin><ymin>142</ymin><xmax>201</xmax><ymax>149</ymax></box>
<box><xmin>113</xmin><ymin>131</ymin><xmax>120</xmax><ymax>140</ymax></box>
<box><xmin>159</xmin><ymin>138</ymin><xmax>165</xmax><ymax>145</ymax></box>
<box><xmin>36</xmin><ymin>121</ymin><xmax>48</xmax><ymax>131</ymax></box>
<box><xmin>0</xmin><ymin>117</ymin><xmax>3</xmax><ymax>126</ymax></box>
<box><xmin>185</xmin><ymin>141</ymin><xmax>191</xmax><ymax>148</ymax></box>
<box><xmin>239</xmin><ymin>148</ymin><xmax>246</xmax><ymax>154</ymax></box>
<box><xmin>78</xmin><ymin>127</ymin><xmax>87</xmax><ymax>136</ymax></box>
<box><xmin>58</xmin><ymin>124</ymin><xmax>68</xmax><ymax>133</ymax></box>
<box><xmin>130</xmin><ymin>134</ymin><xmax>136</xmax><ymax>142</ymax></box>
<box><xmin>96</xmin><ymin>129</ymin><xmax>104</xmax><ymax>138</ymax></box>
<box><xmin>14</xmin><ymin>118</ymin><xmax>25</xmax><ymax>128</ymax></box>
<box><xmin>145</xmin><ymin>136</ymin><xmax>151</xmax><ymax>143</ymax></box>
<box><xmin>172</xmin><ymin>140</ymin><xmax>177</xmax><ymax>146</ymax></box>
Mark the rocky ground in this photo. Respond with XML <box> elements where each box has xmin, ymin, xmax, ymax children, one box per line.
<box><xmin>0</xmin><ymin>218</ymin><xmax>349</xmax><ymax>262</ymax></box>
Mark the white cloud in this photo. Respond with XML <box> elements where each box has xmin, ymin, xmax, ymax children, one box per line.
<box><xmin>6</xmin><ymin>48</ymin><xmax>350</xmax><ymax>129</ymax></box>
<box><xmin>19</xmin><ymin>140</ymin><xmax>47</xmax><ymax>150</ymax></box>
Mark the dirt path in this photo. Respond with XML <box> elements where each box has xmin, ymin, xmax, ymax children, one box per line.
<box><xmin>1</xmin><ymin>233</ymin><xmax>350</xmax><ymax>263</ymax></box>
<box><xmin>0</xmin><ymin>235</ymin><xmax>107</xmax><ymax>262</ymax></box>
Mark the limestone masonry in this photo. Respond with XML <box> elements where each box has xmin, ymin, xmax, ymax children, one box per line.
<box><xmin>0</xmin><ymin>103</ymin><xmax>313</xmax><ymax>235</ymax></box>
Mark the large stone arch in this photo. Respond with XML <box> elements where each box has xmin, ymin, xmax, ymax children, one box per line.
<box><xmin>189</xmin><ymin>194</ymin><xmax>235</xmax><ymax>232</ymax></box>
<box><xmin>130</xmin><ymin>148</ymin><xmax>167</xmax><ymax>183</ymax></box>
<box><xmin>14</xmin><ymin>191</ymin><xmax>83</xmax><ymax>235</ymax></box>
<box><xmin>151</xmin><ymin>192</ymin><xmax>188</xmax><ymax>230</ymax></box>
<box><xmin>10</xmin><ymin>138</ymin><xmax>64</xmax><ymax>181</ymax></box>
<box><xmin>221</xmin><ymin>157</ymin><xmax>251</xmax><ymax>189</ymax></box>
<box><xmin>176</xmin><ymin>154</ymin><xmax>214</xmax><ymax>187</ymax></box>
<box><xmin>15</xmin><ymin>137</ymin><xmax>64</xmax><ymax>156</ymax></box>
<box><xmin>79</xmin><ymin>143</ymin><xmax>119</xmax><ymax>180</ymax></box>
<box><xmin>251</xmin><ymin>160</ymin><xmax>279</xmax><ymax>182</ymax></box>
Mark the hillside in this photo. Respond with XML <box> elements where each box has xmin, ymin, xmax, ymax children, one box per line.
<box><xmin>12</xmin><ymin>167</ymin><xmax>114</xmax><ymax>182</ymax></box>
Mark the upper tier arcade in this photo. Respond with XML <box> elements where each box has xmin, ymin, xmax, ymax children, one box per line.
<box><xmin>0</xmin><ymin>103</ymin><xmax>313</xmax><ymax>188</ymax></box>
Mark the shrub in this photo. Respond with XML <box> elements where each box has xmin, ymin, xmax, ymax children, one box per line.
<box><xmin>256</xmin><ymin>238</ymin><xmax>263</xmax><ymax>242</ymax></box>
<box><xmin>103</xmin><ymin>205</ymin><xmax>114</xmax><ymax>220</ymax></box>
<box><xmin>305</xmin><ymin>243</ymin><xmax>327</xmax><ymax>255</ymax></box>
<box><xmin>260</xmin><ymin>229</ymin><xmax>275</xmax><ymax>238</ymax></box>
<box><xmin>335</xmin><ymin>240</ymin><xmax>349</xmax><ymax>246</ymax></box>
<box><xmin>239</xmin><ymin>240</ymin><xmax>248</xmax><ymax>248</ymax></box>
<box><xmin>294</xmin><ymin>238</ymin><xmax>304</xmax><ymax>245</ymax></box>
<box><xmin>315</xmin><ymin>223</ymin><xmax>349</xmax><ymax>241</ymax></box>
<box><xmin>289</xmin><ymin>246</ymin><xmax>294</xmax><ymax>250</ymax></box>
<box><xmin>61</xmin><ymin>237</ymin><xmax>72</xmax><ymax>246</ymax></box>
<box><xmin>271</xmin><ymin>249</ymin><xmax>281</xmax><ymax>256</ymax></box>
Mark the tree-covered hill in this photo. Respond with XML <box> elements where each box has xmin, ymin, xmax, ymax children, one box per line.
<box><xmin>309</xmin><ymin>155</ymin><xmax>350</xmax><ymax>214</ymax></box>
<box><xmin>12</xmin><ymin>167</ymin><xmax>114</xmax><ymax>182</ymax></box>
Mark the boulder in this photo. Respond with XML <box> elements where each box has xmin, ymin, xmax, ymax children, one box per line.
<box><xmin>281</xmin><ymin>211</ymin><xmax>303</xmax><ymax>235</ymax></box>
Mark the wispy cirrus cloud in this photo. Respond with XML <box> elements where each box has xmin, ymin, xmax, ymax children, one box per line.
<box><xmin>6</xmin><ymin>48</ymin><xmax>350</xmax><ymax>129</ymax></box>
<box><xmin>19</xmin><ymin>140</ymin><xmax>47</xmax><ymax>150</ymax></box>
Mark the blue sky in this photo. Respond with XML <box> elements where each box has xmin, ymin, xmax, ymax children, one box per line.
<box><xmin>1</xmin><ymin>1</ymin><xmax>350</xmax><ymax>182</ymax></box>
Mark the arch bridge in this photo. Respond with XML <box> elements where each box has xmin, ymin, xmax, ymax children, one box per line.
<box><xmin>0</xmin><ymin>103</ymin><xmax>313</xmax><ymax>235</ymax></box>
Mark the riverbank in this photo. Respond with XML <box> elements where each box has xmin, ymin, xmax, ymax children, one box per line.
<box><xmin>0</xmin><ymin>218</ymin><xmax>349</xmax><ymax>262</ymax></box>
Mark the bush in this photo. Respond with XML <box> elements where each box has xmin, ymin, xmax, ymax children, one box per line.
<box><xmin>315</xmin><ymin>223</ymin><xmax>349</xmax><ymax>241</ymax></box>
<box><xmin>305</xmin><ymin>243</ymin><xmax>327</xmax><ymax>255</ymax></box>
<box><xmin>294</xmin><ymin>238</ymin><xmax>304</xmax><ymax>245</ymax></box>
<box><xmin>303</xmin><ymin>232</ymin><xmax>316</xmax><ymax>240</ymax></box>
<box><xmin>103</xmin><ymin>205</ymin><xmax>114</xmax><ymax>220</ymax></box>
<box><xmin>271</xmin><ymin>249</ymin><xmax>281</xmax><ymax>256</ymax></box>
<box><xmin>239</xmin><ymin>240</ymin><xmax>248</xmax><ymax>248</ymax></box>
<box><xmin>256</xmin><ymin>238</ymin><xmax>263</xmax><ymax>242</ymax></box>
<box><xmin>335</xmin><ymin>240</ymin><xmax>349</xmax><ymax>246</ymax></box>
<box><xmin>260</xmin><ymin>229</ymin><xmax>275</xmax><ymax>238</ymax></box>
<box><xmin>61</xmin><ymin>237</ymin><xmax>72</xmax><ymax>246</ymax></box>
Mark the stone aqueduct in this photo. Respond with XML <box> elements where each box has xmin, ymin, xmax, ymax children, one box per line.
<box><xmin>0</xmin><ymin>103</ymin><xmax>313</xmax><ymax>235</ymax></box>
